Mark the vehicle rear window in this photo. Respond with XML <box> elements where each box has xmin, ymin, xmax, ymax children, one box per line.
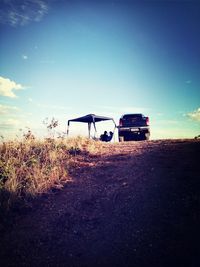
<box><xmin>123</xmin><ymin>114</ymin><xmax>142</xmax><ymax>120</ymax></box>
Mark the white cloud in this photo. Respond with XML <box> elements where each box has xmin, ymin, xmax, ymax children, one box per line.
<box><xmin>97</xmin><ymin>105</ymin><xmax>149</xmax><ymax>114</ymax></box>
<box><xmin>185</xmin><ymin>80</ymin><xmax>192</xmax><ymax>84</ymax></box>
<box><xmin>36</xmin><ymin>102</ymin><xmax>71</xmax><ymax>111</ymax></box>
<box><xmin>0</xmin><ymin>104</ymin><xmax>22</xmax><ymax>131</ymax></box>
<box><xmin>40</xmin><ymin>59</ymin><xmax>55</xmax><ymax>64</ymax></box>
<box><xmin>152</xmin><ymin>119</ymin><xmax>179</xmax><ymax>125</ymax></box>
<box><xmin>151</xmin><ymin>127</ymin><xmax>196</xmax><ymax>140</ymax></box>
<box><xmin>0</xmin><ymin>118</ymin><xmax>21</xmax><ymax>129</ymax></box>
<box><xmin>0</xmin><ymin>0</ymin><xmax>49</xmax><ymax>27</ymax></box>
<box><xmin>0</xmin><ymin>104</ymin><xmax>20</xmax><ymax>115</ymax></box>
<box><xmin>0</xmin><ymin>105</ymin><xmax>31</xmax><ymax>137</ymax></box>
<box><xmin>156</xmin><ymin>112</ymin><xmax>164</xmax><ymax>116</ymax></box>
<box><xmin>187</xmin><ymin>108</ymin><xmax>200</xmax><ymax>122</ymax></box>
<box><xmin>22</xmin><ymin>54</ymin><xmax>28</xmax><ymax>60</ymax></box>
<box><xmin>0</xmin><ymin>76</ymin><xmax>24</xmax><ymax>98</ymax></box>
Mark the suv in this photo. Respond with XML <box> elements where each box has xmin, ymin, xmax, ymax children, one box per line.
<box><xmin>118</xmin><ymin>114</ymin><xmax>150</xmax><ymax>141</ymax></box>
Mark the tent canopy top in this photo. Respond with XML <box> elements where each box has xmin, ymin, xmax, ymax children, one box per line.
<box><xmin>67</xmin><ymin>114</ymin><xmax>116</xmax><ymax>138</ymax></box>
<box><xmin>68</xmin><ymin>114</ymin><xmax>115</xmax><ymax>124</ymax></box>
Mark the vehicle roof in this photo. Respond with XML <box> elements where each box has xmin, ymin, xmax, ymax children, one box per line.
<box><xmin>121</xmin><ymin>113</ymin><xmax>144</xmax><ymax>118</ymax></box>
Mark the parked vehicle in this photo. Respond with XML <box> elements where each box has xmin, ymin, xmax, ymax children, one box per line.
<box><xmin>118</xmin><ymin>113</ymin><xmax>150</xmax><ymax>141</ymax></box>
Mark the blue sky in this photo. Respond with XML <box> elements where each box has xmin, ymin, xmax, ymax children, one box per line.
<box><xmin>0</xmin><ymin>0</ymin><xmax>200</xmax><ymax>140</ymax></box>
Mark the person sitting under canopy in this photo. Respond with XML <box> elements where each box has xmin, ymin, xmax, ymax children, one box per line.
<box><xmin>100</xmin><ymin>131</ymin><xmax>113</xmax><ymax>142</ymax></box>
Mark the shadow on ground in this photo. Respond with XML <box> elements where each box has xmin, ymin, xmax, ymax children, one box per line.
<box><xmin>0</xmin><ymin>140</ymin><xmax>200</xmax><ymax>267</ymax></box>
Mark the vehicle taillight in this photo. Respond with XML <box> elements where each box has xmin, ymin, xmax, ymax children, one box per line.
<box><xmin>146</xmin><ymin>117</ymin><xmax>149</xmax><ymax>126</ymax></box>
<box><xmin>119</xmin><ymin>118</ymin><xmax>123</xmax><ymax>126</ymax></box>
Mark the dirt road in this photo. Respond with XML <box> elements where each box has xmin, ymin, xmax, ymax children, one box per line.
<box><xmin>0</xmin><ymin>140</ymin><xmax>200</xmax><ymax>267</ymax></box>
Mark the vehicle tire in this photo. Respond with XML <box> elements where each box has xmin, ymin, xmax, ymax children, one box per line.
<box><xmin>119</xmin><ymin>136</ymin><xmax>124</xmax><ymax>142</ymax></box>
<box><xmin>144</xmin><ymin>132</ymin><xmax>150</xmax><ymax>140</ymax></box>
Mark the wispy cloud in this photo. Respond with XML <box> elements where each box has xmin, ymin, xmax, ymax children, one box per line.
<box><xmin>0</xmin><ymin>76</ymin><xmax>24</xmax><ymax>98</ymax></box>
<box><xmin>153</xmin><ymin>119</ymin><xmax>179</xmax><ymax>125</ymax></box>
<box><xmin>185</xmin><ymin>80</ymin><xmax>192</xmax><ymax>84</ymax></box>
<box><xmin>94</xmin><ymin>106</ymin><xmax>149</xmax><ymax>117</ymax></box>
<box><xmin>0</xmin><ymin>103</ymin><xmax>31</xmax><ymax>136</ymax></box>
<box><xmin>40</xmin><ymin>59</ymin><xmax>55</xmax><ymax>64</ymax></box>
<box><xmin>151</xmin><ymin>127</ymin><xmax>196</xmax><ymax>140</ymax></box>
<box><xmin>0</xmin><ymin>104</ymin><xmax>20</xmax><ymax>115</ymax></box>
<box><xmin>156</xmin><ymin>112</ymin><xmax>164</xmax><ymax>116</ymax></box>
<box><xmin>0</xmin><ymin>0</ymin><xmax>49</xmax><ymax>27</ymax></box>
<box><xmin>0</xmin><ymin>118</ymin><xmax>20</xmax><ymax>129</ymax></box>
<box><xmin>187</xmin><ymin>108</ymin><xmax>200</xmax><ymax>122</ymax></box>
<box><xmin>0</xmin><ymin>104</ymin><xmax>22</xmax><ymax>129</ymax></box>
<box><xmin>22</xmin><ymin>54</ymin><xmax>28</xmax><ymax>60</ymax></box>
<box><xmin>27</xmin><ymin>98</ymin><xmax>71</xmax><ymax>111</ymax></box>
<box><xmin>38</xmin><ymin>103</ymin><xmax>72</xmax><ymax>112</ymax></box>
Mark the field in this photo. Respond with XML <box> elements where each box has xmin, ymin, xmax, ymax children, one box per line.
<box><xmin>0</xmin><ymin>138</ymin><xmax>200</xmax><ymax>266</ymax></box>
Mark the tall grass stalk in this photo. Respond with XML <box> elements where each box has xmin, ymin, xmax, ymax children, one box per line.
<box><xmin>0</xmin><ymin>136</ymin><xmax>102</xmax><ymax>209</ymax></box>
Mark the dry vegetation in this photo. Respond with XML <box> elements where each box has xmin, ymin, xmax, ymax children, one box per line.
<box><xmin>0</xmin><ymin>138</ymin><xmax>199</xmax><ymax>266</ymax></box>
<box><xmin>0</xmin><ymin>136</ymin><xmax>103</xmax><ymax>211</ymax></box>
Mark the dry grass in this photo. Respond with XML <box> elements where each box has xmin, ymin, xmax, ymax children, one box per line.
<box><xmin>0</xmin><ymin>136</ymin><xmax>103</xmax><ymax>209</ymax></box>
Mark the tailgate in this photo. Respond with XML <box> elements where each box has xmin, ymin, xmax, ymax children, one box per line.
<box><xmin>119</xmin><ymin>126</ymin><xmax>149</xmax><ymax>132</ymax></box>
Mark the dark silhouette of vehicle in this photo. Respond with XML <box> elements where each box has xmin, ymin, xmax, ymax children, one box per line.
<box><xmin>118</xmin><ymin>113</ymin><xmax>150</xmax><ymax>141</ymax></box>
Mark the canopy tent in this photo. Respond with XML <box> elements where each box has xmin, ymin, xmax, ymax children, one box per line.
<box><xmin>67</xmin><ymin>114</ymin><xmax>116</xmax><ymax>138</ymax></box>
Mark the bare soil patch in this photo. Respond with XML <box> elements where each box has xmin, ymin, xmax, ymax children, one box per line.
<box><xmin>0</xmin><ymin>139</ymin><xmax>200</xmax><ymax>267</ymax></box>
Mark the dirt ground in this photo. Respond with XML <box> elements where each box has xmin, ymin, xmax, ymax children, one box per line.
<box><xmin>0</xmin><ymin>139</ymin><xmax>200</xmax><ymax>267</ymax></box>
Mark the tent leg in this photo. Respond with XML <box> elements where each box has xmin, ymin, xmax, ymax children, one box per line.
<box><xmin>67</xmin><ymin>122</ymin><xmax>70</xmax><ymax>136</ymax></box>
<box><xmin>93</xmin><ymin>122</ymin><xmax>97</xmax><ymax>138</ymax></box>
<box><xmin>88</xmin><ymin>123</ymin><xmax>91</xmax><ymax>138</ymax></box>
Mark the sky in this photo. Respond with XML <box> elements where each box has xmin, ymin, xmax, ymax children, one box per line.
<box><xmin>0</xmin><ymin>0</ymin><xmax>200</xmax><ymax>140</ymax></box>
